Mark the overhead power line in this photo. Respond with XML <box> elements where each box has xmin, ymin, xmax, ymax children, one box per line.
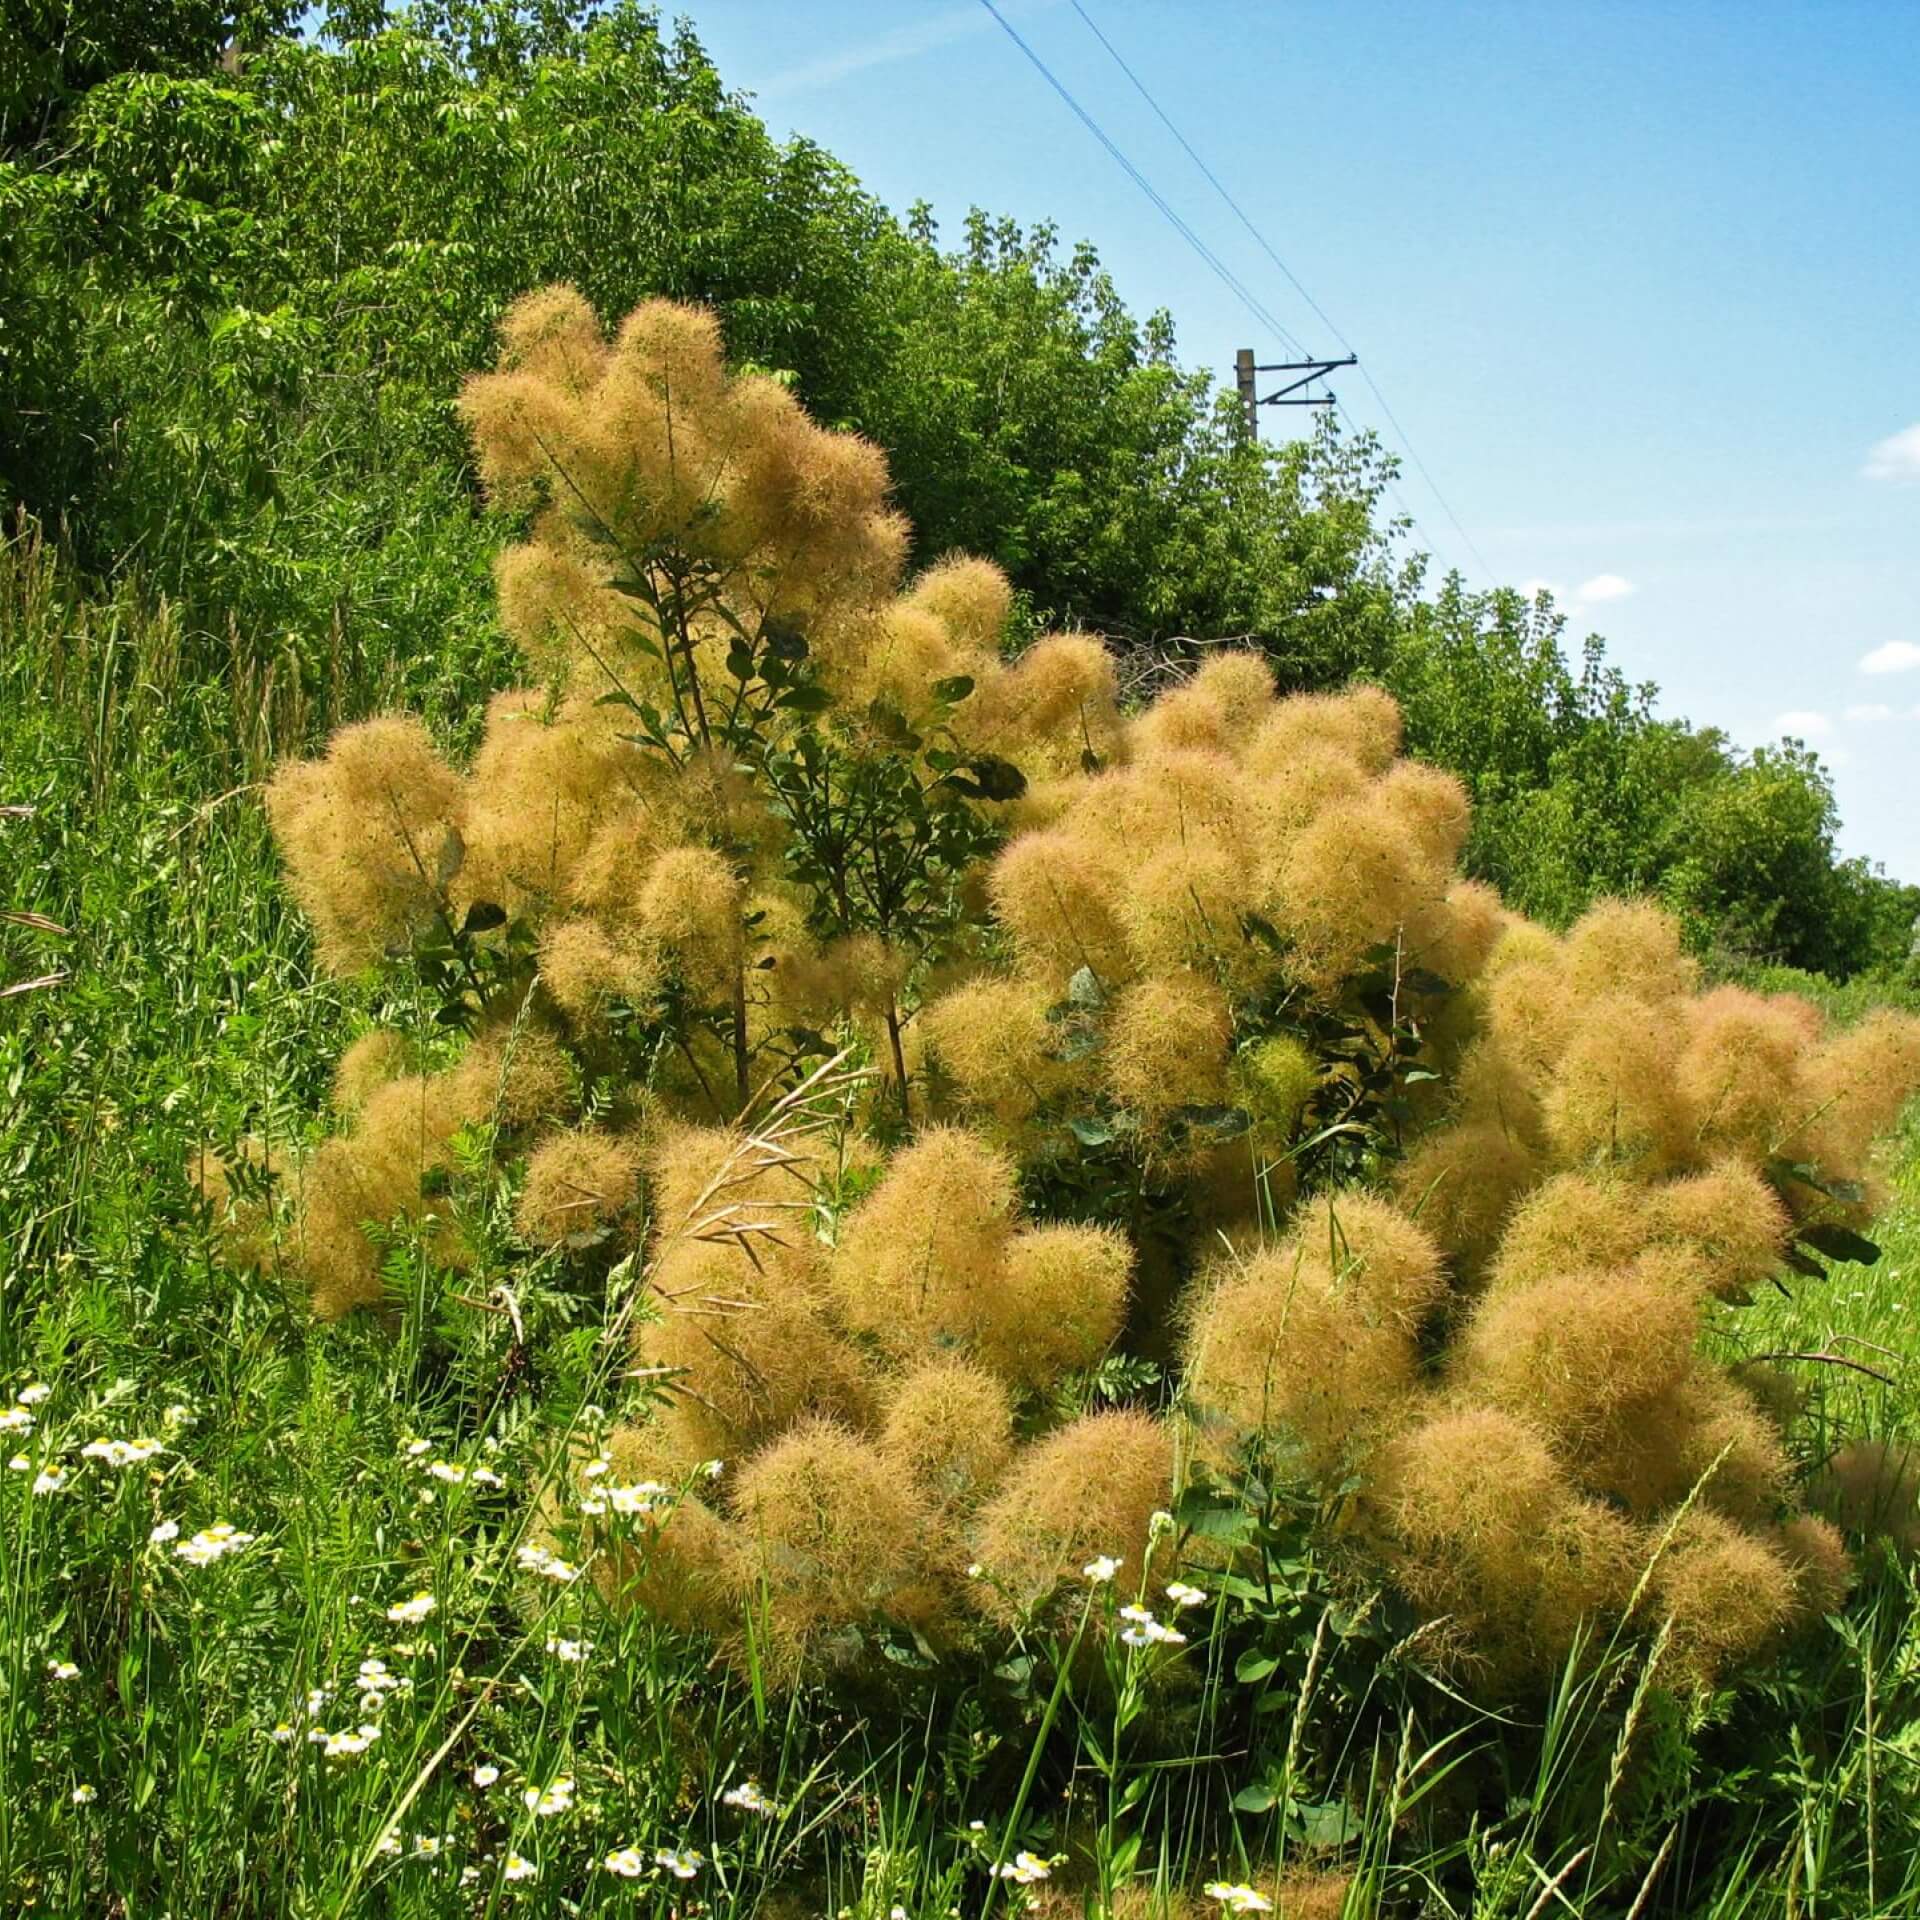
<box><xmin>1066</xmin><ymin>0</ymin><xmax>1349</xmax><ymax>350</ymax></box>
<box><xmin>972</xmin><ymin>0</ymin><xmax>1309</xmax><ymax>360</ymax></box>
<box><xmin>1057</xmin><ymin>0</ymin><xmax>1497</xmax><ymax>585</ymax></box>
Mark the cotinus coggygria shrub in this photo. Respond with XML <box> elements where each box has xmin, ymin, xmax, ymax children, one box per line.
<box><xmin>221</xmin><ymin>287</ymin><xmax>1920</xmax><ymax>1694</ymax></box>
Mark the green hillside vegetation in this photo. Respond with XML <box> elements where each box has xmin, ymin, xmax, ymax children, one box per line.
<box><xmin>4</xmin><ymin>0</ymin><xmax>1914</xmax><ymax>977</ymax></box>
<box><xmin>4</xmin><ymin>6</ymin><xmax>1920</xmax><ymax>1917</ymax></box>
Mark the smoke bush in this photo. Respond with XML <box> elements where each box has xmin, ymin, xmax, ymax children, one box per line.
<box><xmin>233</xmin><ymin>286</ymin><xmax>1920</xmax><ymax>1695</ymax></box>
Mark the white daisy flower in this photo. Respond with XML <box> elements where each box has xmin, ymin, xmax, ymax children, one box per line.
<box><xmin>514</xmin><ymin>1543</ymin><xmax>580</xmax><ymax>1583</ymax></box>
<box><xmin>606</xmin><ymin>1481</ymin><xmax>668</xmax><ymax>1516</ymax></box>
<box><xmin>1204</xmin><ymin>1883</ymin><xmax>1273</xmax><ymax>1913</ymax></box>
<box><xmin>522</xmin><ymin>1775</ymin><xmax>575</xmax><ymax>1817</ymax></box>
<box><xmin>79</xmin><ymin>1436</ymin><xmax>164</xmax><ymax>1468</ymax></box>
<box><xmin>173</xmin><ymin>1522</ymin><xmax>255</xmax><ymax>1567</ymax></box>
<box><xmin>991</xmin><ymin>1852</ymin><xmax>1052</xmax><ymax>1885</ymax></box>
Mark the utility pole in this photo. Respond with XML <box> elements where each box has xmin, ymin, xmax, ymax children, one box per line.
<box><xmin>1233</xmin><ymin>351</ymin><xmax>1358</xmax><ymax>439</ymax></box>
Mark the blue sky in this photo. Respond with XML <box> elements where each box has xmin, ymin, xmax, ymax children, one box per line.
<box><xmin>690</xmin><ymin>0</ymin><xmax>1919</xmax><ymax>881</ymax></box>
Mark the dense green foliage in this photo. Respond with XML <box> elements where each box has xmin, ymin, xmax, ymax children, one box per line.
<box><xmin>4</xmin><ymin>0</ymin><xmax>1911</xmax><ymax>975</ymax></box>
<box><xmin>1389</xmin><ymin>581</ymin><xmax>1920</xmax><ymax>974</ymax></box>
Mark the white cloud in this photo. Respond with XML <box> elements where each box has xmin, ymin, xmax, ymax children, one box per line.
<box><xmin>1572</xmin><ymin>572</ymin><xmax>1635</xmax><ymax>604</ymax></box>
<box><xmin>1774</xmin><ymin>709</ymin><xmax>1833</xmax><ymax>738</ymax></box>
<box><xmin>1861</xmin><ymin>640</ymin><xmax>1920</xmax><ymax>675</ymax></box>
<box><xmin>1863</xmin><ymin>423</ymin><xmax>1920</xmax><ymax>483</ymax></box>
<box><xmin>756</xmin><ymin>1</ymin><xmax>1064</xmax><ymax>100</ymax></box>
<box><xmin>1845</xmin><ymin>703</ymin><xmax>1896</xmax><ymax>723</ymax></box>
<box><xmin>1517</xmin><ymin>574</ymin><xmax>1635</xmax><ymax>610</ymax></box>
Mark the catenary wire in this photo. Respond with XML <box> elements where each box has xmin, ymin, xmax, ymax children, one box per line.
<box><xmin>973</xmin><ymin>0</ymin><xmax>1311</xmax><ymax>360</ymax></box>
<box><xmin>1057</xmin><ymin>0</ymin><xmax>1498</xmax><ymax>584</ymax></box>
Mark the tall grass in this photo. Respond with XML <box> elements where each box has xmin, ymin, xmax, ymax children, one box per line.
<box><xmin>3</xmin><ymin>525</ymin><xmax>1919</xmax><ymax>1915</ymax></box>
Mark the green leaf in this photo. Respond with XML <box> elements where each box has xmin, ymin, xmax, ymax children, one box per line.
<box><xmin>1172</xmin><ymin>1104</ymin><xmax>1252</xmax><ymax>1139</ymax></box>
<box><xmin>435</xmin><ymin>825</ymin><xmax>465</xmax><ymax>889</ymax></box>
<box><xmin>957</xmin><ymin>754</ymin><xmax>1026</xmax><ymax>802</ymax></box>
<box><xmin>1179</xmin><ymin>1501</ymin><xmax>1256</xmax><ymax>1546</ymax></box>
<box><xmin>1234</xmin><ymin>1650</ymin><xmax>1279</xmax><ymax>1685</ymax></box>
<box><xmin>1799</xmin><ymin>1223</ymin><xmax>1881</xmax><ymax>1266</ymax></box>
<box><xmin>1056</xmin><ymin>1025</ymin><xmax>1105</xmax><ymax>1062</ymax></box>
<box><xmin>461</xmin><ymin>901</ymin><xmax>506</xmax><ymax>934</ymax></box>
<box><xmin>864</xmin><ymin>699</ymin><xmax>920</xmax><ymax>748</ymax></box>
<box><xmin>1231</xmin><ymin>1783</ymin><xmax>1278</xmax><ymax>1814</ymax></box>
<box><xmin>930</xmin><ymin>674</ymin><xmax>975</xmax><ymax>705</ymax></box>
<box><xmin>776</xmin><ymin>684</ymin><xmax>833</xmax><ymax>715</ymax></box>
<box><xmin>1067</xmin><ymin>965</ymin><xmax>1106</xmax><ymax>1010</ymax></box>
<box><xmin>1292</xmin><ymin>1799</ymin><xmax>1361</xmax><ymax>1848</ymax></box>
<box><xmin>1069</xmin><ymin>1116</ymin><xmax>1116</xmax><ymax>1148</ymax></box>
